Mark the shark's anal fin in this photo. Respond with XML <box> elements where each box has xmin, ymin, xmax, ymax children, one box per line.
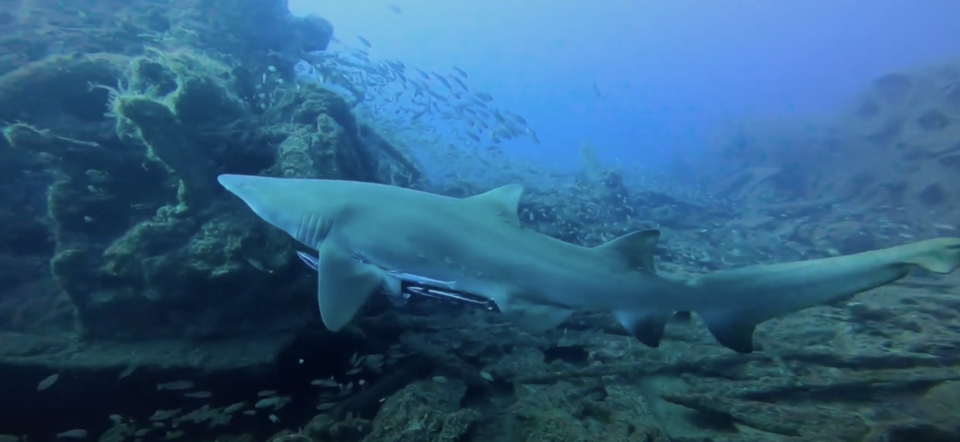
<box><xmin>315</xmin><ymin>242</ymin><xmax>385</xmax><ymax>331</ymax></box>
<box><xmin>698</xmin><ymin>311</ymin><xmax>758</xmax><ymax>354</ymax></box>
<box><xmin>615</xmin><ymin>310</ymin><xmax>671</xmax><ymax>347</ymax></box>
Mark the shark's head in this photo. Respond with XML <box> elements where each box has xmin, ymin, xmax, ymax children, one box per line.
<box><xmin>218</xmin><ymin>174</ymin><xmax>332</xmax><ymax>247</ymax></box>
<box><xmin>218</xmin><ymin>173</ymin><xmax>298</xmax><ymax>229</ymax></box>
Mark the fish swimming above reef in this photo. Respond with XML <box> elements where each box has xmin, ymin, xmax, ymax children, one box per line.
<box><xmin>218</xmin><ymin>174</ymin><xmax>960</xmax><ymax>353</ymax></box>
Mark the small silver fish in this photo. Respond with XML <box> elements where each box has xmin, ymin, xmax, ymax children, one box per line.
<box><xmin>37</xmin><ymin>374</ymin><xmax>60</xmax><ymax>391</ymax></box>
<box><xmin>149</xmin><ymin>409</ymin><xmax>181</xmax><ymax>421</ymax></box>
<box><xmin>311</xmin><ymin>378</ymin><xmax>339</xmax><ymax>388</ymax></box>
<box><xmin>223</xmin><ymin>402</ymin><xmax>246</xmax><ymax>414</ymax></box>
<box><xmin>157</xmin><ymin>381</ymin><xmax>194</xmax><ymax>391</ymax></box>
<box><xmin>56</xmin><ymin>429</ymin><xmax>87</xmax><ymax>439</ymax></box>
<box><xmin>118</xmin><ymin>365</ymin><xmax>137</xmax><ymax>379</ymax></box>
<box><xmin>254</xmin><ymin>397</ymin><xmax>281</xmax><ymax>409</ymax></box>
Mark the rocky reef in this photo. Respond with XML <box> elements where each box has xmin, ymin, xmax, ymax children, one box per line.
<box><xmin>0</xmin><ymin>0</ymin><xmax>958</xmax><ymax>442</ymax></box>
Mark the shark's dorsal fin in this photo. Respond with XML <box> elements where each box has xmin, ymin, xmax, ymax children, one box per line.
<box><xmin>464</xmin><ymin>184</ymin><xmax>523</xmax><ymax>226</ymax></box>
<box><xmin>594</xmin><ymin>229</ymin><xmax>660</xmax><ymax>273</ymax></box>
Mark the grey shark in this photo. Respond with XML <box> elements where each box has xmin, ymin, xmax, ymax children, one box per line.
<box><xmin>218</xmin><ymin>174</ymin><xmax>960</xmax><ymax>353</ymax></box>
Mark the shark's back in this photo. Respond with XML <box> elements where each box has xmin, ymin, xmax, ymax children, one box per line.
<box><xmin>331</xmin><ymin>181</ymin><xmax>589</xmax><ymax>283</ymax></box>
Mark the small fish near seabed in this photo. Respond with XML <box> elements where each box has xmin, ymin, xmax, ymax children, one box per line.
<box><xmin>219</xmin><ymin>174</ymin><xmax>960</xmax><ymax>353</ymax></box>
<box><xmin>157</xmin><ymin>380</ymin><xmax>194</xmax><ymax>391</ymax></box>
<box><xmin>37</xmin><ymin>373</ymin><xmax>60</xmax><ymax>391</ymax></box>
<box><xmin>55</xmin><ymin>429</ymin><xmax>87</xmax><ymax>439</ymax></box>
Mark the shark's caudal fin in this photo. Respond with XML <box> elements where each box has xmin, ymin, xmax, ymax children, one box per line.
<box><xmin>893</xmin><ymin>237</ymin><xmax>960</xmax><ymax>274</ymax></box>
<box><xmin>697</xmin><ymin>237</ymin><xmax>960</xmax><ymax>354</ymax></box>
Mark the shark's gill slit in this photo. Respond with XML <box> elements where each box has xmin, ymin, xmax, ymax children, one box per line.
<box><xmin>297</xmin><ymin>213</ymin><xmax>322</xmax><ymax>247</ymax></box>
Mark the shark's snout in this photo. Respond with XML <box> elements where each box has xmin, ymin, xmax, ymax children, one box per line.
<box><xmin>217</xmin><ymin>174</ymin><xmax>249</xmax><ymax>194</ymax></box>
<box><xmin>217</xmin><ymin>174</ymin><xmax>279</xmax><ymax>220</ymax></box>
<box><xmin>218</xmin><ymin>174</ymin><xmax>273</xmax><ymax>208</ymax></box>
<box><xmin>216</xmin><ymin>174</ymin><xmax>323</xmax><ymax>247</ymax></box>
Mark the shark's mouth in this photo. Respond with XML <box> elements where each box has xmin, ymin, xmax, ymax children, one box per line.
<box><xmin>296</xmin><ymin>251</ymin><xmax>499</xmax><ymax>312</ymax></box>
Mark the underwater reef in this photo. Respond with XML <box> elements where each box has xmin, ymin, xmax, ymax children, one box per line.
<box><xmin>0</xmin><ymin>0</ymin><xmax>959</xmax><ymax>442</ymax></box>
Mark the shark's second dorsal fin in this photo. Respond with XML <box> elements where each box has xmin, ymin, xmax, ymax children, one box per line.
<box><xmin>594</xmin><ymin>229</ymin><xmax>660</xmax><ymax>273</ymax></box>
<box><xmin>464</xmin><ymin>184</ymin><xmax>524</xmax><ymax>226</ymax></box>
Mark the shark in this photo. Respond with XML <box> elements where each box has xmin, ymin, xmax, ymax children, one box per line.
<box><xmin>218</xmin><ymin>174</ymin><xmax>960</xmax><ymax>353</ymax></box>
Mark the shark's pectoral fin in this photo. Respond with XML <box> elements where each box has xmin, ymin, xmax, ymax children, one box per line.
<box><xmin>493</xmin><ymin>294</ymin><xmax>572</xmax><ymax>333</ymax></box>
<box><xmin>381</xmin><ymin>274</ymin><xmax>408</xmax><ymax>307</ymax></box>
<box><xmin>615</xmin><ymin>310</ymin><xmax>671</xmax><ymax>347</ymax></box>
<box><xmin>315</xmin><ymin>242</ymin><xmax>385</xmax><ymax>332</ymax></box>
<box><xmin>698</xmin><ymin>310</ymin><xmax>758</xmax><ymax>354</ymax></box>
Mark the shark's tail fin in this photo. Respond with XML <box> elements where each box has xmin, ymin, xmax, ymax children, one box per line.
<box><xmin>893</xmin><ymin>237</ymin><xmax>960</xmax><ymax>274</ymax></box>
<box><xmin>621</xmin><ymin>237</ymin><xmax>960</xmax><ymax>354</ymax></box>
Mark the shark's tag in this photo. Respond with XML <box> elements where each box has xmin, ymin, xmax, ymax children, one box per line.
<box><xmin>314</xmin><ymin>242</ymin><xmax>385</xmax><ymax>331</ymax></box>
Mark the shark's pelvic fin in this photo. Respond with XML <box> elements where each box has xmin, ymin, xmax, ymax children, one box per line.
<box><xmin>600</xmin><ymin>230</ymin><xmax>669</xmax><ymax>346</ymax></box>
<box><xmin>615</xmin><ymin>310</ymin><xmax>696</xmax><ymax>347</ymax></box>
<box><xmin>615</xmin><ymin>310</ymin><xmax>671</xmax><ymax>347</ymax></box>
<box><xmin>593</xmin><ymin>229</ymin><xmax>660</xmax><ymax>273</ymax></box>
<box><xmin>315</xmin><ymin>242</ymin><xmax>386</xmax><ymax>331</ymax></box>
<box><xmin>464</xmin><ymin>184</ymin><xmax>524</xmax><ymax>226</ymax></box>
<box><xmin>491</xmin><ymin>293</ymin><xmax>573</xmax><ymax>333</ymax></box>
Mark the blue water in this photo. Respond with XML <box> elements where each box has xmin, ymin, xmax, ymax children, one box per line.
<box><xmin>289</xmin><ymin>0</ymin><xmax>960</xmax><ymax>172</ymax></box>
